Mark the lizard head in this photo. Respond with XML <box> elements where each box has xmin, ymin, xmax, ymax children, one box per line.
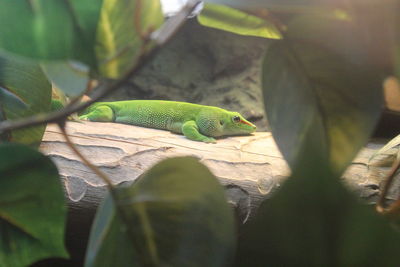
<box><xmin>221</xmin><ymin>111</ymin><xmax>257</xmax><ymax>136</ymax></box>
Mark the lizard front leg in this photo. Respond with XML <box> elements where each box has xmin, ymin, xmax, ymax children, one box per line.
<box><xmin>181</xmin><ymin>121</ymin><xmax>216</xmax><ymax>143</ymax></box>
<box><xmin>79</xmin><ymin>105</ymin><xmax>115</xmax><ymax>122</ymax></box>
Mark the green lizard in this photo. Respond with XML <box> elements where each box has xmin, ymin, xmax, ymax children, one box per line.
<box><xmin>78</xmin><ymin>100</ymin><xmax>256</xmax><ymax>143</ymax></box>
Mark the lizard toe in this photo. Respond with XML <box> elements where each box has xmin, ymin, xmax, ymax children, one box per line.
<box><xmin>203</xmin><ymin>137</ymin><xmax>217</xmax><ymax>143</ymax></box>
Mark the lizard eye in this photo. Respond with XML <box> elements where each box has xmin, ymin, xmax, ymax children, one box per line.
<box><xmin>219</xmin><ymin>120</ymin><xmax>224</xmax><ymax>126</ymax></box>
<box><xmin>232</xmin><ymin>116</ymin><xmax>240</xmax><ymax>123</ymax></box>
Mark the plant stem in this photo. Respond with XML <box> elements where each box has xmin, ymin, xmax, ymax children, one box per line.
<box><xmin>58</xmin><ymin>122</ymin><xmax>160</xmax><ymax>265</ymax></box>
<box><xmin>58</xmin><ymin>122</ymin><xmax>114</xmax><ymax>188</ymax></box>
<box><xmin>376</xmin><ymin>158</ymin><xmax>400</xmax><ymax>214</ymax></box>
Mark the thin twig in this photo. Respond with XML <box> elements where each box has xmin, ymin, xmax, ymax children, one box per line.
<box><xmin>383</xmin><ymin>198</ymin><xmax>400</xmax><ymax>216</ymax></box>
<box><xmin>376</xmin><ymin>158</ymin><xmax>400</xmax><ymax>214</ymax></box>
<box><xmin>58</xmin><ymin>121</ymin><xmax>160</xmax><ymax>265</ymax></box>
<box><xmin>58</xmin><ymin>122</ymin><xmax>114</xmax><ymax>188</ymax></box>
<box><xmin>0</xmin><ymin>0</ymin><xmax>201</xmax><ymax>134</ymax></box>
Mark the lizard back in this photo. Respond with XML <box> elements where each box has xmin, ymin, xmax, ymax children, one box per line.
<box><xmin>99</xmin><ymin>100</ymin><xmax>204</xmax><ymax>131</ymax></box>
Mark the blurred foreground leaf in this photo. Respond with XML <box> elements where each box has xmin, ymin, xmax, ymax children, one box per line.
<box><xmin>95</xmin><ymin>0</ymin><xmax>163</xmax><ymax>78</ymax></box>
<box><xmin>85</xmin><ymin>157</ymin><xmax>235</xmax><ymax>267</ymax></box>
<box><xmin>262</xmin><ymin>15</ymin><xmax>383</xmax><ymax>176</ymax></box>
<box><xmin>41</xmin><ymin>61</ymin><xmax>90</xmax><ymax>98</ymax></box>
<box><xmin>0</xmin><ymin>56</ymin><xmax>51</xmax><ymax>146</ymax></box>
<box><xmin>0</xmin><ymin>143</ymin><xmax>68</xmax><ymax>267</ymax></box>
<box><xmin>198</xmin><ymin>3</ymin><xmax>282</xmax><ymax>39</ymax></box>
<box><xmin>0</xmin><ymin>0</ymin><xmax>103</xmax><ymax>67</ymax></box>
<box><xmin>237</xmin><ymin>12</ymin><xmax>395</xmax><ymax>267</ymax></box>
<box><xmin>237</xmin><ymin>166</ymin><xmax>400</xmax><ymax>266</ymax></box>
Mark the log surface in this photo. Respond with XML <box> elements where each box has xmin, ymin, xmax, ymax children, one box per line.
<box><xmin>40</xmin><ymin>121</ymin><xmax>287</xmax><ymax>220</ymax></box>
<box><xmin>39</xmin><ymin>121</ymin><xmax>399</xmax><ymax>213</ymax></box>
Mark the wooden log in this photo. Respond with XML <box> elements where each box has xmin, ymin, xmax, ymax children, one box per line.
<box><xmin>41</xmin><ymin>121</ymin><xmax>288</xmax><ymax>216</ymax></box>
<box><xmin>40</xmin><ymin>121</ymin><xmax>397</xmax><ymax>205</ymax></box>
<box><xmin>38</xmin><ymin>121</ymin><xmax>398</xmax><ymax>265</ymax></box>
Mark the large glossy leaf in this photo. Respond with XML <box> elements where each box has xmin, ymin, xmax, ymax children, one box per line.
<box><xmin>0</xmin><ymin>0</ymin><xmax>103</xmax><ymax>67</ymax></box>
<box><xmin>84</xmin><ymin>192</ymin><xmax>138</xmax><ymax>267</ymax></box>
<box><xmin>95</xmin><ymin>0</ymin><xmax>164</xmax><ymax>78</ymax></box>
<box><xmin>85</xmin><ymin>157</ymin><xmax>235</xmax><ymax>267</ymax></box>
<box><xmin>237</xmin><ymin>13</ymin><xmax>391</xmax><ymax>267</ymax></box>
<box><xmin>262</xmin><ymin>16</ymin><xmax>383</xmax><ymax>176</ymax></box>
<box><xmin>0</xmin><ymin>56</ymin><xmax>52</xmax><ymax>146</ymax></box>
<box><xmin>0</xmin><ymin>143</ymin><xmax>68</xmax><ymax>267</ymax></box>
<box><xmin>41</xmin><ymin>61</ymin><xmax>90</xmax><ymax>97</ymax></box>
<box><xmin>197</xmin><ymin>3</ymin><xmax>282</xmax><ymax>39</ymax></box>
<box><xmin>237</xmin><ymin>165</ymin><xmax>400</xmax><ymax>266</ymax></box>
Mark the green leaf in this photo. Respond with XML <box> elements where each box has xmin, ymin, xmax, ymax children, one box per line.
<box><xmin>41</xmin><ymin>61</ymin><xmax>89</xmax><ymax>97</ymax></box>
<box><xmin>262</xmin><ymin>15</ymin><xmax>383</xmax><ymax>176</ymax></box>
<box><xmin>85</xmin><ymin>157</ymin><xmax>235</xmax><ymax>267</ymax></box>
<box><xmin>95</xmin><ymin>0</ymin><xmax>164</xmax><ymax>78</ymax></box>
<box><xmin>237</xmin><ymin>166</ymin><xmax>400</xmax><ymax>266</ymax></box>
<box><xmin>84</xmin><ymin>192</ymin><xmax>138</xmax><ymax>267</ymax></box>
<box><xmin>0</xmin><ymin>143</ymin><xmax>68</xmax><ymax>267</ymax></box>
<box><xmin>0</xmin><ymin>56</ymin><xmax>52</xmax><ymax>146</ymax></box>
<box><xmin>198</xmin><ymin>3</ymin><xmax>282</xmax><ymax>39</ymax></box>
<box><xmin>0</xmin><ymin>0</ymin><xmax>103</xmax><ymax>67</ymax></box>
<box><xmin>50</xmin><ymin>99</ymin><xmax>66</xmax><ymax>112</ymax></box>
<box><xmin>237</xmin><ymin>13</ymin><xmax>392</xmax><ymax>266</ymax></box>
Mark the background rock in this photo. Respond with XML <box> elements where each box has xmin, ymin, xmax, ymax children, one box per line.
<box><xmin>104</xmin><ymin>19</ymin><xmax>270</xmax><ymax>131</ymax></box>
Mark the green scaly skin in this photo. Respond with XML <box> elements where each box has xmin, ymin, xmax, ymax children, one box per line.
<box><xmin>78</xmin><ymin>100</ymin><xmax>256</xmax><ymax>143</ymax></box>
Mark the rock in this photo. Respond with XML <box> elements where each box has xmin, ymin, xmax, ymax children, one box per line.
<box><xmin>103</xmin><ymin>19</ymin><xmax>270</xmax><ymax>131</ymax></box>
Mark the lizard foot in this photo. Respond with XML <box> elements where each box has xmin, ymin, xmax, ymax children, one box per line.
<box><xmin>203</xmin><ymin>137</ymin><xmax>216</xmax><ymax>143</ymax></box>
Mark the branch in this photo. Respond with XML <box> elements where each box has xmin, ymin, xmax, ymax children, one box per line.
<box><xmin>58</xmin><ymin>122</ymin><xmax>114</xmax><ymax>189</ymax></box>
<box><xmin>376</xmin><ymin>157</ymin><xmax>400</xmax><ymax>215</ymax></box>
<box><xmin>0</xmin><ymin>0</ymin><xmax>201</xmax><ymax>133</ymax></box>
<box><xmin>58</xmin><ymin>122</ymin><xmax>159</xmax><ymax>265</ymax></box>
